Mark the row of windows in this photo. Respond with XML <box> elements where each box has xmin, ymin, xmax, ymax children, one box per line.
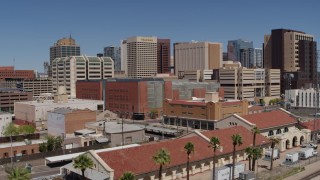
<box><xmin>268</xmin><ymin>127</ymin><xmax>289</xmax><ymax>136</ymax></box>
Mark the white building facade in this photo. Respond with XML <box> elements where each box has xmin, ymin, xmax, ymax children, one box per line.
<box><xmin>286</xmin><ymin>88</ymin><xmax>320</xmax><ymax>108</ymax></box>
<box><xmin>52</xmin><ymin>55</ymin><xmax>114</xmax><ymax>98</ymax></box>
<box><xmin>0</xmin><ymin>112</ymin><xmax>12</xmax><ymax>137</ymax></box>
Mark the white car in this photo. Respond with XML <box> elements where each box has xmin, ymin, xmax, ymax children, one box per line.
<box><xmin>313</xmin><ymin>151</ymin><xmax>318</xmax><ymax>156</ymax></box>
<box><xmin>301</xmin><ymin>143</ymin><xmax>318</xmax><ymax>149</ymax></box>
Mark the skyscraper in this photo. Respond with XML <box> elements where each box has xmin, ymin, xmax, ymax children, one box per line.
<box><xmin>126</xmin><ymin>36</ymin><xmax>157</xmax><ymax>78</ymax></box>
<box><xmin>157</xmin><ymin>39</ymin><xmax>170</xmax><ymax>73</ymax></box>
<box><xmin>49</xmin><ymin>36</ymin><xmax>80</xmax><ymax>77</ymax></box>
<box><xmin>264</xmin><ymin>29</ymin><xmax>317</xmax><ymax>92</ymax></box>
<box><xmin>174</xmin><ymin>41</ymin><xmax>222</xmax><ymax>75</ymax></box>
<box><xmin>104</xmin><ymin>46</ymin><xmax>121</xmax><ymax>71</ymax></box>
<box><xmin>227</xmin><ymin>39</ymin><xmax>253</xmax><ymax>62</ymax></box>
<box><xmin>239</xmin><ymin>48</ymin><xmax>263</xmax><ymax>68</ymax></box>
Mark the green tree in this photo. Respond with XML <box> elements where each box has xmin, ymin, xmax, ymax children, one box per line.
<box><xmin>251</xmin><ymin>147</ymin><xmax>263</xmax><ymax>171</ymax></box>
<box><xmin>19</xmin><ymin>125</ymin><xmax>35</xmax><ymax>140</ymax></box>
<box><xmin>184</xmin><ymin>142</ymin><xmax>195</xmax><ymax>180</ymax></box>
<box><xmin>270</xmin><ymin>137</ymin><xmax>280</xmax><ymax>170</ymax></box>
<box><xmin>245</xmin><ymin>147</ymin><xmax>253</xmax><ymax>171</ymax></box>
<box><xmin>3</xmin><ymin>123</ymin><xmax>19</xmax><ymax>167</ymax></box>
<box><xmin>39</xmin><ymin>135</ymin><xmax>63</xmax><ymax>152</ymax></box>
<box><xmin>152</xmin><ymin>148</ymin><xmax>171</xmax><ymax>180</ymax></box>
<box><xmin>120</xmin><ymin>171</ymin><xmax>135</xmax><ymax>180</ymax></box>
<box><xmin>209</xmin><ymin>137</ymin><xmax>220</xmax><ymax>180</ymax></box>
<box><xmin>73</xmin><ymin>154</ymin><xmax>94</xmax><ymax>180</ymax></box>
<box><xmin>6</xmin><ymin>166</ymin><xmax>31</xmax><ymax>180</ymax></box>
<box><xmin>231</xmin><ymin>134</ymin><xmax>243</xmax><ymax>180</ymax></box>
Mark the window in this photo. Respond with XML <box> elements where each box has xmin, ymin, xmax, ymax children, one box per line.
<box><xmin>268</xmin><ymin>130</ymin><xmax>274</xmax><ymax>136</ymax></box>
<box><xmin>276</xmin><ymin>129</ymin><xmax>281</xmax><ymax>134</ymax></box>
<box><xmin>284</xmin><ymin>127</ymin><xmax>289</xmax><ymax>132</ymax></box>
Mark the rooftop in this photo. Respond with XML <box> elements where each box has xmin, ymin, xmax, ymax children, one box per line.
<box><xmin>0</xmin><ymin>139</ymin><xmax>46</xmax><ymax>149</ymax></box>
<box><xmin>97</xmin><ymin>126</ymin><xmax>269</xmax><ymax>179</ymax></box>
<box><xmin>49</xmin><ymin>108</ymin><xmax>94</xmax><ymax>115</ymax></box>
<box><xmin>16</xmin><ymin>99</ymin><xmax>103</xmax><ymax>106</ymax></box>
<box><xmin>86</xmin><ymin>121</ymin><xmax>144</xmax><ymax>134</ymax></box>
<box><xmin>300</xmin><ymin>120</ymin><xmax>320</xmax><ymax>131</ymax></box>
<box><xmin>241</xmin><ymin>109</ymin><xmax>297</xmax><ymax>129</ymax></box>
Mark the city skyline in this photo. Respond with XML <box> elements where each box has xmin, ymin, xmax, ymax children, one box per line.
<box><xmin>0</xmin><ymin>0</ymin><xmax>319</xmax><ymax>72</ymax></box>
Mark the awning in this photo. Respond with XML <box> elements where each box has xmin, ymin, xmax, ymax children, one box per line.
<box><xmin>96</xmin><ymin>137</ymin><xmax>109</xmax><ymax>143</ymax></box>
<box><xmin>61</xmin><ymin>162</ymin><xmax>109</xmax><ymax>180</ymax></box>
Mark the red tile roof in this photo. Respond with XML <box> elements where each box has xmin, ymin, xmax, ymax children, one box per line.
<box><xmin>248</xmin><ymin>106</ymin><xmax>264</xmax><ymax>111</ymax></box>
<box><xmin>300</xmin><ymin>120</ymin><xmax>320</xmax><ymax>131</ymax></box>
<box><xmin>97</xmin><ymin>126</ymin><xmax>269</xmax><ymax>179</ymax></box>
<box><xmin>221</xmin><ymin>101</ymin><xmax>243</xmax><ymax>106</ymax></box>
<box><xmin>241</xmin><ymin>109</ymin><xmax>297</xmax><ymax>129</ymax></box>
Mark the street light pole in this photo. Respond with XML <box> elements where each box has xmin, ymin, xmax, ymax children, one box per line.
<box><xmin>122</xmin><ymin>113</ymin><xmax>124</xmax><ymax>146</ymax></box>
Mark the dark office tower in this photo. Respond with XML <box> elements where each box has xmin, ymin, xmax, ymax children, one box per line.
<box><xmin>227</xmin><ymin>39</ymin><xmax>253</xmax><ymax>61</ymax></box>
<box><xmin>263</xmin><ymin>29</ymin><xmax>317</xmax><ymax>92</ymax></box>
<box><xmin>49</xmin><ymin>36</ymin><xmax>80</xmax><ymax>77</ymax></box>
<box><xmin>157</xmin><ymin>39</ymin><xmax>170</xmax><ymax>73</ymax></box>
<box><xmin>104</xmin><ymin>46</ymin><xmax>121</xmax><ymax>71</ymax></box>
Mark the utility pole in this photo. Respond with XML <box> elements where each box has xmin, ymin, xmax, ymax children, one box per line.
<box><xmin>122</xmin><ymin>113</ymin><xmax>124</xmax><ymax>146</ymax></box>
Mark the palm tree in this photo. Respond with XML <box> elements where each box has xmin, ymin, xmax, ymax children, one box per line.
<box><xmin>6</xmin><ymin>166</ymin><xmax>31</xmax><ymax>180</ymax></box>
<box><xmin>184</xmin><ymin>142</ymin><xmax>195</xmax><ymax>180</ymax></box>
<box><xmin>270</xmin><ymin>137</ymin><xmax>280</xmax><ymax>170</ymax></box>
<box><xmin>209</xmin><ymin>137</ymin><xmax>220</xmax><ymax>180</ymax></box>
<box><xmin>251</xmin><ymin>127</ymin><xmax>260</xmax><ymax>170</ymax></box>
<box><xmin>120</xmin><ymin>171</ymin><xmax>135</xmax><ymax>180</ymax></box>
<box><xmin>152</xmin><ymin>148</ymin><xmax>171</xmax><ymax>180</ymax></box>
<box><xmin>251</xmin><ymin>127</ymin><xmax>260</xmax><ymax>146</ymax></box>
<box><xmin>73</xmin><ymin>154</ymin><xmax>94</xmax><ymax>180</ymax></box>
<box><xmin>231</xmin><ymin>134</ymin><xmax>243</xmax><ymax>180</ymax></box>
<box><xmin>251</xmin><ymin>147</ymin><xmax>263</xmax><ymax>171</ymax></box>
<box><xmin>245</xmin><ymin>147</ymin><xmax>253</xmax><ymax>171</ymax></box>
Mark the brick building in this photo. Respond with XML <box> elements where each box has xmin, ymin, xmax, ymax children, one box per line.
<box><xmin>0</xmin><ymin>89</ymin><xmax>32</xmax><ymax>113</ymax></box>
<box><xmin>163</xmin><ymin>94</ymin><xmax>249</xmax><ymax>130</ymax></box>
<box><xmin>76</xmin><ymin>79</ymin><xmax>222</xmax><ymax>120</ymax></box>
<box><xmin>0</xmin><ymin>66</ymin><xmax>35</xmax><ymax>80</ymax></box>
<box><xmin>47</xmin><ymin>108</ymin><xmax>96</xmax><ymax>137</ymax></box>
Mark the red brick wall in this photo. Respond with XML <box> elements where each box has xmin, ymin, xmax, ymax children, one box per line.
<box><xmin>65</xmin><ymin>110</ymin><xmax>96</xmax><ymax>134</ymax></box>
<box><xmin>0</xmin><ymin>69</ymin><xmax>34</xmax><ymax>80</ymax></box>
<box><xmin>164</xmin><ymin>81</ymin><xmax>173</xmax><ymax>99</ymax></box>
<box><xmin>172</xmin><ymin>90</ymin><xmax>180</xmax><ymax>100</ymax></box>
<box><xmin>76</xmin><ymin>81</ymin><xmax>103</xmax><ymax>100</ymax></box>
<box><xmin>105</xmin><ymin>81</ymin><xmax>140</xmax><ymax>115</ymax></box>
<box><xmin>193</xmin><ymin>88</ymin><xmax>206</xmax><ymax>98</ymax></box>
<box><xmin>218</xmin><ymin>87</ymin><xmax>224</xmax><ymax>99</ymax></box>
<box><xmin>0</xmin><ymin>144</ymin><xmax>40</xmax><ymax>158</ymax></box>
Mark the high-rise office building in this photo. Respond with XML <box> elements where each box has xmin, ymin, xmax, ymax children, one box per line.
<box><xmin>239</xmin><ymin>48</ymin><xmax>263</xmax><ymax>68</ymax></box>
<box><xmin>174</xmin><ymin>41</ymin><xmax>222</xmax><ymax>75</ymax></box>
<box><xmin>264</xmin><ymin>29</ymin><xmax>317</xmax><ymax>92</ymax></box>
<box><xmin>126</xmin><ymin>36</ymin><xmax>157</xmax><ymax>78</ymax></box>
<box><xmin>120</xmin><ymin>40</ymin><xmax>128</xmax><ymax>75</ymax></box>
<box><xmin>227</xmin><ymin>39</ymin><xmax>253</xmax><ymax>61</ymax></box>
<box><xmin>52</xmin><ymin>55</ymin><xmax>114</xmax><ymax>98</ymax></box>
<box><xmin>49</xmin><ymin>36</ymin><xmax>80</xmax><ymax>77</ymax></box>
<box><xmin>157</xmin><ymin>39</ymin><xmax>170</xmax><ymax>73</ymax></box>
<box><xmin>104</xmin><ymin>46</ymin><xmax>121</xmax><ymax>71</ymax></box>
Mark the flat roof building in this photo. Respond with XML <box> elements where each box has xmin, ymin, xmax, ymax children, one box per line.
<box><xmin>14</xmin><ymin>97</ymin><xmax>104</xmax><ymax>130</ymax></box>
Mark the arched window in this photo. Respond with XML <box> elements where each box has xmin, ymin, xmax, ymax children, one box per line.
<box><xmin>276</xmin><ymin>129</ymin><xmax>282</xmax><ymax>134</ymax></box>
<box><xmin>268</xmin><ymin>130</ymin><xmax>274</xmax><ymax>136</ymax></box>
<box><xmin>284</xmin><ymin>127</ymin><xmax>289</xmax><ymax>132</ymax></box>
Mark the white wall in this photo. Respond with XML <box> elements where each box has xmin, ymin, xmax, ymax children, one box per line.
<box><xmin>47</xmin><ymin>112</ymin><xmax>65</xmax><ymax>136</ymax></box>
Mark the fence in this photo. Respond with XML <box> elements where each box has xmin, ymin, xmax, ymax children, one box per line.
<box><xmin>0</xmin><ymin>143</ymin><xmax>109</xmax><ymax>165</ymax></box>
<box><xmin>256</xmin><ymin>155</ymin><xmax>319</xmax><ymax>180</ymax></box>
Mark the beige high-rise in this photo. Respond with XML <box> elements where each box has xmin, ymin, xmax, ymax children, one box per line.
<box><xmin>174</xmin><ymin>42</ymin><xmax>222</xmax><ymax>75</ymax></box>
<box><xmin>126</xmin><ymin>36</ymin><xmax>157</xmax><ymax>78</ymax></box>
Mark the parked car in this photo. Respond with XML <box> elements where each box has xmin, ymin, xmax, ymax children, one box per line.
<box><xmin>313</xmin><ymin>151</ymin><xmax>318</xmax><ymax>156</ymax></box>
<box><xmin>301</xmin><ymin>143</ymin><xmax>318</xmax><ymax>149</ymax></box>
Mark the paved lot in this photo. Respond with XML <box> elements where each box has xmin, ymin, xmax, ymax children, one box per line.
<box><xmin>189</xmin><ymin>145</ymin><xmax>320</xmax><ymax>180</ymax></box>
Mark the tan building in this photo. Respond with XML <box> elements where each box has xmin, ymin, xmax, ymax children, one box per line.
<box><xmin>219</xmin><ymin>67</ymin><xmax>280</xmax><ymax>101</ymax></box>
<box><xmin>127</xmin><ymin>36</ymin><xmax>157</xmax><ymax>78</ymax></box>
<box><xmin>47</xmin><ymin>108</ymin><xmax>96</xmax><ymax>137</ymax></box>
<box><xmin>0</xmin><ymin>89</ymin><xmax>32</xmax><ymax>113</ymax></box>
<box><xmin>163</xmin><ymin>94</ymin><xmax>248</xmax><ymax>130</ymax></box>
<box><xmin>174</xmin><ymin>41</ymin><xmax>222</xmax><ymax>75</ymax></box>
<box><xmin>0</xmin><ymin>139</ymin><xmax>45</xmax><ymax>158</ymax></box>
<box><xmin>215</xmin><ymin>108</ymin><xmax>311</xmax><ymax>152</ymax></box>
<box><xmin>22</xmin><ymin>79</ymin><xmax>52</xmax><ymax>96</ymax></box>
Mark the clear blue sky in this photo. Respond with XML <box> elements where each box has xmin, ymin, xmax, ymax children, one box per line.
<box><xmin>0</xmin><ymin>0</ymin><xmax>319</xmax><ymax>72</ymax></box>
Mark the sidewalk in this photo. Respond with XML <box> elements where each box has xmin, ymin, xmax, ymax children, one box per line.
<box><xmin>283</xmin><ymin>158</ymin><xmax>320</xmax><ymax>180</ymax></box>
